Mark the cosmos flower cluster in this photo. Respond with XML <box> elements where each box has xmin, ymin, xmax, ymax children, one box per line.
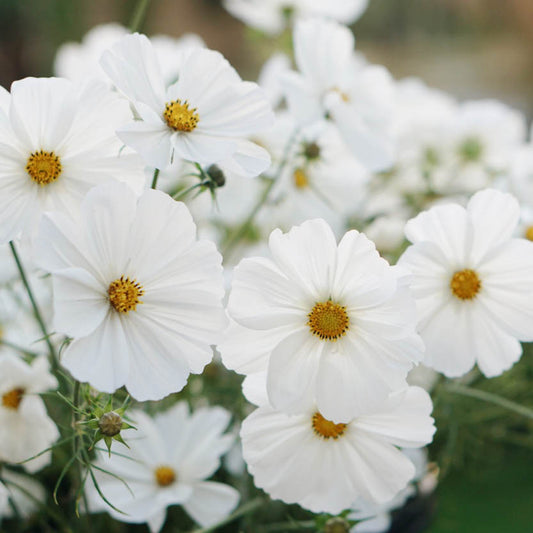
<box><xmin>0</xmin><ymin>1</ymin><xmax>532</xmax><ymax>531</ymax></box>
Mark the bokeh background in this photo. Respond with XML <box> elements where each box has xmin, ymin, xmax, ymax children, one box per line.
<box><xmin>0</xmin><ymin>1</ymin><xmax>532</xmax><ymax>532</ymax></box>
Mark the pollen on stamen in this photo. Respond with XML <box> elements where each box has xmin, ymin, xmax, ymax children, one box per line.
<box><xmin>154</xmin><ymin>465</ymin><xmax>176</xmax><ymax>487</ymax></box>
<box><xmin>26</xmin><ymin>150</ymin><xmax>62</xmax><ymax>186</ymax></box>
<box><xmin>308</xmin><ymin>301</ymin><xmax>349</xmax><ymax>341</ymax></box>
<box><xmin>2</xmin><ymin>388</ymin><xmax>25</xmax><ymax>410</ymax></box>
<box><xmin>450</xmin><ymin>269</ymin><xmax>481</xmax><ymax>300</ymax></box>
<box><xmin>312</xmin><ymin>412</ymin><xmax>347</xmax><ymax>440</ymax></box>
<box><xmin>163</xmin><ymin>99</ymin><xmax>200</xmax><ymax>132</ymax></box>
<box><xmin>108</xmin><ymin>276</ymin><xmax>144</xmax><ymax>314</ymax></box>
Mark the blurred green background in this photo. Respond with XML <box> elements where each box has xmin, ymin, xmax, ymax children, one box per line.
<box><xmin>0</xmin><ymin>1</ymin><xmax>532</xmax><ymax>532</ymax></box>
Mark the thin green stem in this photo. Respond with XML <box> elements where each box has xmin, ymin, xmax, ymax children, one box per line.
<box><xmin>151</xmin><ymin>168</ymin><xmax>160</xmax><ymax>189</ymax></box>
<box><xmin>0</xmin><ymin>338</ymin><xmax>40</xmax><ymax>358</ymax></box>
<box><xmin>173</xmin><ymin>182</ymin><xmax>208</xmax><ymax>201</ymax></box>
<box><xmin>2</xmin><ymin>475</ymin><xmax>73</xmax><ymax>532</ymax></box>
<box><xmin>443</xmin><ymin>382</ymin><xmax>533</xmax><ymax>421</ymax></box>
<box><xmin>259</xmin><ymin>521</ymin><xmax>316</xmax><ymax>532</ymax></box>
<box><xmin>189</xmin><ymin>497</ymin><xmax>265</xmax><ymax>533</ymax></box>
<box><xmin>129</xmin><ymin>0</ymin><xmax>152</xmax><ymax>33</ymax></box>
<box><xmin>9</xmin><ymin>241</ymin><xmax>59</xmax><ymax>372</ymax></box>
<box><xmin>221</xmin><ymin>128</ymin><xmax>299</xmax><ymax>260</ymax></box>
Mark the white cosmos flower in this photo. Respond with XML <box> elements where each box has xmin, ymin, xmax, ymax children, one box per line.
<box><xmin>220</xmin><ymin>218</ymin><xmax>424</xmax><ymax>422</ymax></box>
<box><xmin>224</xmin><ymin>0</ymin><xmax>369</xmax><ymax>35</ymax></box>
<box><xmin>0</xmin><ymin>469</ymin><xmax>46</xmax><ymax>521</ymax></box>
<box><xmin>241</xmin><ymin>384</ymin><xmax>435</xmax><ymax>514</ymax></box>
<box><xmin>35</xmin><ymin>181</ymin><xmax>228</xmax><ymax>401</ymax></box>
<box><xmin>283</xmin><ymin>18</ymin><xmax>395</xmax><ymax>171</ymax></box>
<box><xmin>100</xmin><ymin>33</ymin><xmax>274</xmax><ymax>171</ymax></box>
<box><xmin>86</xmin><ymin>403</ymin><xmax>239</xmax><ymax>532</ymax></box>
<box><xmin>0</xmin><ymin>76</ymin><xmax>144</xmax><ymax>244</ymax></box>
<box><xmin>0</xmin><ymin>355</ymin><xmax>59</xmax><ymax>472</ymax></box>
<box><xmin>398</xmin><ymin>188</ymin><xmax>533</xmax><ymax>377</ymax></box>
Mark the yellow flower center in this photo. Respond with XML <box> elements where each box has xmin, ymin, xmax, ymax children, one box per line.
<box><xmin>312</xmin><ymin>412</ymin><xmax>347</xmax><ymax>440</ymax></box>
<box><xmin>154</xmin><ymin>465</ymin><xmax>176</xmax><ymax>487</ymax></box>
<box><xmin>308</xmin><ymin>301</ymin><xmax>349</xmax><ymax>341</ymax></box>
<box><xmin>525</xmin><ymin>226</ymin><xmax>533</xmax><ymax>241</ymax></box>
<box><xmin>293</xmin><ymin>168</ymin><xmax>309</xmax><ymax>189</ymax></box>
<box><xmin>26</xmin><ymin>150</ymin><xmax>62</xmax><ymax>186</ymax></box>
<box><xmin>108</xmin><ymin>276</ymin><xmax>144</xmax><ymax>313</ymax></box>
<box><xmin>163</xmin><ymin>100</ymin><xmax>199</xmax><ymax>132</ymax></box>
<box><xmin>2</xmin><ymin>388</ymin><xmax>25</xmax><ymax>410</ymax></box>
<box><xmin>450</xmin><ymin>269</ymin><xmax>481</xmax><ymax>300</ymax></box>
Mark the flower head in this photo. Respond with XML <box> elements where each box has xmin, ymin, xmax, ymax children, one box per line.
<box><xmin>399</xmin><ymin>188</ymin><xmax>533</xmax><ymax>377</ymax></box>
<box><xmin>221</xmin><ymin>218</ymin><xmax>423</xmax><ymax>422</ymax></box>
<box><xmin>86</xmin><ymin>403</ymin><xmax>239</xmax><ymax>532</ymax></box>
<box><xmin>36</xmin><ymin>182</ymin><xmax>228</xmax><ymax>400</ymax></box>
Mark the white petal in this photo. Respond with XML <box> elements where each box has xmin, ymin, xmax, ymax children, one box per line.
<box><xmin>52</xmin><ymin>267</ymin><xmax>108</xmax><ymax>337</ymax></box>
<box><xmin>267</xmin><ymin>328</ymin><xmax>321</xmax><ymax>414</ymax></box>
<box><xmin>268</xmin><ymin>219</ymin><xmax>338</xmax><ymax>301</ymax></box>
<box><xmin>183</xmin><ymin>481</ymin><xmax>239</xmax><ymax>528</ymax></box>
<box><xmin>353</xmin><ymin>387</ymin><xmax>435</xmax><ymax>447</ymax></box>
<box><xmin>404</xmin><ymin>204</ymin><xmax>472</xmax><ymax>266</ymax></box>
<box><xmin>467</xmin><ymin>189</ymin><xmax>520</xmax><ymax>264</ymax></box>
<box><xmin>61</xmin><ymin>311</ymin><xmax>129</xmax><ymax>393</ymax></box>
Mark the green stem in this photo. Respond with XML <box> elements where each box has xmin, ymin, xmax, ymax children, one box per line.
<box><xmin>443</xmin><ymin>382</ymin><xmax>533</xmax><ymax>421</ymax></box>
<box><xmin>0</xmin><ymin>338</ymin><xmax>40</xmax><ymax>358</ymax></box>
<box><xmin>150</xmin><ymin>168</ymin><xmax>160</xmax><ymax>189</ymax></box>
<box><xmin>221</xmin><ymin>128</ymin><xmax>299</xmax><ymax>260</ymax></box>
<box><xmin>189</xmin><ymin>497</ymin><xmax>265</xmax><ymax>533</ymax></box>
<box><xmin>2</xmin><ymin>475</ymin><xmax>73</xmax><ymax>532</ymax></box>
<box><xmin>259</xmin><ymin>521</ymin><xmax>316</xmax><ymax>532</ymax></box>
<box><xmin>129</xmin><ymin>0</ymin><xmax>152</xmax><ymax>33</ymax></box>
<box><xmin>9</xmin><ymin>241</ymin><xmax>59</xmax><ymax>373</ymax></box>
<box><xmin>173</xmin><ymin>182</ymin><xmax>208</xmax><ymax>202</ymax></box>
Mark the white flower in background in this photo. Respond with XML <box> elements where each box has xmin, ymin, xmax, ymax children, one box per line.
<box><xmin>257</xmin><ymin>53</ymin><xmax>292</xmax><ymax>108</ymax></box>
<box><xmin>363</xmin><ymin>214</ymin><xmax>408</xmax><ymax>255</ymax></box>
<box><xmin>221</xmin><ymin>218</ymin><xmax>423</xmax><ymax>422</ymax></box>
<box><xmin>54</xmin><ymin>23</ymin><xmax>129</xmax><ymax>82</ymax></box>
<box><xmin>0</xmin><ymin>469</ymin><xmax>46</xmax><ymax>521</ymax></box>
<box><xmin>0</xmin><ymin>355</ymin><xmax>59</xmax><ymax>472</ymax></box>
<box><xmin>283</xmin><ymin>18</ymin><xmax>395</xmax><ymax>171</ymax></box>
<box><xmin>257</xmin><ymin>116</ymin><xmax>369</xmax><ymax>233</ymax></box>
<box><xmin>86</xmin><ymin>403</ymin><xmax>239</xmax><ymax>532</ymax></box>
<box><xmin>390</xmin><ymin>77</ymin><xmax>458</xmax><ymax>195</ymax></box>
<box><xmin>399</xmin><ymin>188</ymin><xmax>533</xmax><ymax>377</ymax></box>
<box><xmin>36</xmin><ymin>182</ymin><xmax>227</xmax><ymax>401</ymax></box>
<box><xmin>0</xmin><ymin>77</ymin><xmax>144</xmax><ymax>244</ymax></box>
<box><xmin>224</xmin><ymin>0</ymin><xmax>369</xmax><ymax>35</ymax></box>
<box><xmin>241</xmin><ymin>384</ymin><xmax>435</xmax><ymax>514</ymax></box>
<box><xmin>429</xmin><ymin>100</ymin><xmax>527</xmax><ymax>194</ymax></box>
<box><xmin>54</xmin><ymin>23</ymin><xmax>205</xmax><ymax>87</ymax></box>
<box><xmin>100</xmin><ymin>33</ymin><xmax>274</xmax><ymax>171</ymax></box>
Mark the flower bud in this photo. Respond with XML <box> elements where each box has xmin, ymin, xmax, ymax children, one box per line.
<box><xmin>324</xmin><ymin>517</ymin><xmax>350</xmax><ymax>533</ymax></box>
<box><xmin>98</xmin><ymin>411</ymin><xmax>123</xmax><ymax>437</ymax></box>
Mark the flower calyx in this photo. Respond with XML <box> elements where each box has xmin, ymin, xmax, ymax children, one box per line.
<box><xmin>86</xmin><ymin>395</ymin><xmax>135</xmax><ymax>456</ymax></box>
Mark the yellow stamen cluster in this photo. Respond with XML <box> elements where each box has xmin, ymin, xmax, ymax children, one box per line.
<box><xmin>450</xmin><ymin>269</ymin><xmax>481</xmax><ymax>300</ymax></box>
<box><xmin>108</xmin><ymin>276</ymin><xmax>144</xmax><ymax>313</ymax></box>
<box><xmin>308</xmin><ymin>301</ymin><xmax>349</xmax><ymax>341</ymax></box>
<box><xmin>2</xmin><ymin>388</ymin><xmax>25</xmax><ymax>410</ymax></box>
<box><xmin>154</xmin><ymin>465</ymin><xmax>176</xmax><ymax>487</ymax></box>
<box><xmin>163</xmin><ymin>100</ymin><xmax>199</xmax><ymax>132</ymax></box>
<box><xmin>525</xmin><ymin>226</ymin><xmax>533</xmax><ymax>241</ymax></box>
<box><xmin>312</xmin><ymin>412</ymin><xmax>347</xmax><ymax>440</ymax></box>
<box><xmin>26</xmin><ymin>150</ymin><xmax>62</xmax><ymax>186</ymax></box>
<box><xmin>293</xmin><ymin>168</ymin><xmax>309</xmax><ymax>189</ymax></box>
